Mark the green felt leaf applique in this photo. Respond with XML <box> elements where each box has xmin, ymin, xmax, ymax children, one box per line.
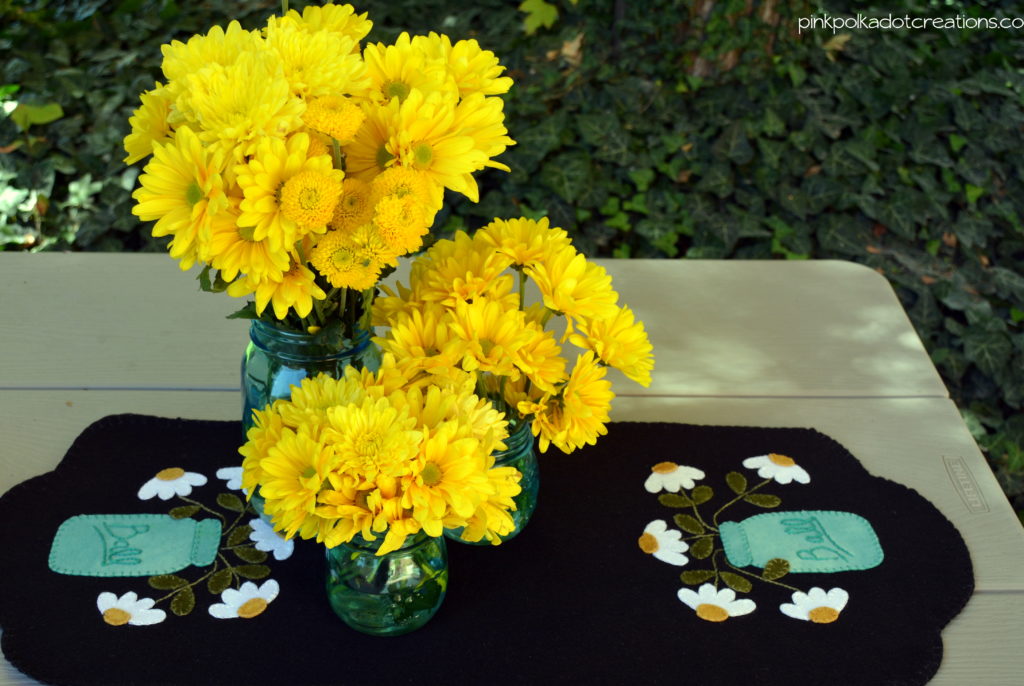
<box><xmin>726</xmin><ymin>471</ymin><xmax>748</xmax><ymax>494</ymax></box>
<box><xmin>148</xmin><ymin>574</ymin><xmax>188</xmax><ymax>590</ymax></box>
<box><xmin>743</xmin><ymin>493</ymin><xmax>782</xmax><ymax>508</ymax></box>
<box><xmin>659</xmin><ymin>493</ymin><xmax>693</xmax><ymax>508</ymax></box>
<box><xmin>690</xmin><ymin>537</ymin><xmax>714</xmax><ymax>560</ymax></box>
<box><xmin>217</xmin><ymin>493</ymin><xmax>245</xmax><ymax>513</ymax></box>
<box><xmin>207</xmin><ymin>568</ymin><xmax>233</xmax><ymax>595</ymax></box>
<box><xmin>674</xmin><ymin>514</ymin><xmax>705</xmax><ymax>535</ymax></box>
<box><xmin>691</xmin><ymin>485</ymin><xmax>714</xmax><ymax>505</ymax></box>
<box><xmin>169</xmin><ymin>505</ymin><xmax>201</xmax><ymax>519</ymax></box>
<box><xmin>233</xmin><ymin>546</ymin><xmax>268</xmax><ymax>564</ymax></box>
<box><xmin>228</xmin><ymin>525</ymin><xmax>253</xmax><ymax>547</ymax></box>
<box><xmin>720</xmin><ymin>572</ymin><xmax>753</xmax><ymax>594</ymax></box>
<box><xmin>763</xmin><ymin>558</ymin><xmax>791</xmax><ymax>580</ymax></box>
<box><xmin>680</xmin><ymin>570</ymin><xmax>717</xmax><ymax>586</ymax></box>
<box><xmin>170</xmin><ymin>586</ymin><xmax>195</xmax><ymax>616</ymax></box>
<box><xmin>234</xmin><ymin>564</ymin><xmax>271</xmax><ymax>580</ymax></box>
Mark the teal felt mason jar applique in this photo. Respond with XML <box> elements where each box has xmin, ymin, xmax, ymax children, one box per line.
<box><xmin>719</xmin><ymin>510</ymin><xmax>884</xmax><ymax>573</ymax></box>
<box><xmin>48</xmin><ymin>514</ymin><xmax>222</xmax><ymax>577</ymax></box>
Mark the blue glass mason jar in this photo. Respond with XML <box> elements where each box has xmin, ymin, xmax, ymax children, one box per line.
<box><xmin>445</xmin><ymin>418</ymin><xmax>540</xmax><ymax>545</ymax></box>
<box><xmin>325</xmin><ymin>532</ymin><xmax>448</xmax><ymax>636</ymax></box>
<box><xmin>241</xmin><ymin>320</ymin><xmax>381</xmax><ymax>434</ymax></box>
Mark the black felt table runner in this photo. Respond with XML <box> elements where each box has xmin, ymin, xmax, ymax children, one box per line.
<box><xmin>0</xmin><ymin>415</ymin><xmax>973</xmax><ymax>686</ymax></box>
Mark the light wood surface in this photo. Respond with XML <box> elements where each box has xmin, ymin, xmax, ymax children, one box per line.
<box><xmin>0</xmin><ymin>391</ymin><xmax>1021</xmax><ymax>685</ymax></box>
<box><xmin>0</xmin><ymin>254</ymin><xmax>949</xmax><ymax>397</ymax></box>
<box><xmin>0</xmin><ymin>254</ymin><xmax>1018</xmax><ymax>685</ymax></box>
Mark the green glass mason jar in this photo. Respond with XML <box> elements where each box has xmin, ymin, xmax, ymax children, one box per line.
<box><xmin>325</xmin><ymin>532</ymin><xmax>448</xmax><ymax>636</ymax></box>
<box><xmin>445</xmin><ymin>418</ymin><xmax>539</xmax><ymax>545</ymax></box>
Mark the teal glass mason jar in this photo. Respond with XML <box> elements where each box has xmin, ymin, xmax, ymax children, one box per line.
<box><xmin>325</xmin><ymin>532</ymin><xmax>448</xmax><ymax>636</ymax></box>
<box><xmin>241</xmin><ymin>320</ymin><xmax>381</xmax><ymax>434</ymax></box>
<box><xmin>445</xmin><ymin>418</ymin><xmax>540</xmax><ymax>545</ymax></box>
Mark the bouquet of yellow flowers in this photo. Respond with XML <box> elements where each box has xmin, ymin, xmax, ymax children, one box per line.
<box><xmin>239</xmin><ymin>359</ymin><xmax>522</xmax><ymax>555</ymax></box>
<box><xmin>123</xmin><ymin>2</ymin><xmax>514</xmax><ymax>338</ymax></box>
<box><xmin>372</xmin><ymin>217</ymin><xmax>655</xmax><ymax>454</ymax></box>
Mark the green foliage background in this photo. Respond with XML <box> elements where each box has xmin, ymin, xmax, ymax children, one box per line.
<box><xmin>2</xmin><ymin>0</ymin><xmax>1023</xmax><ymax>518</ymax></box>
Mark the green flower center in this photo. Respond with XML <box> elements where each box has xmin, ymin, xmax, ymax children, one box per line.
<box><xmin>420</xmin><ymin>461</ymin><xmax>443</xmax><ymax>487</ymax></box>
<box><xmin>413</xmin><ymin>142</ymin><xmax>433</xmax><ymax>167</ymax></box>
<box><xmin>376</xmin><ymin>144</ymin><xmax>394</xmax><ymax>170</ymax></box>
<box><xmin>185</xmin><ymin>181</ymin><xmax>203</xmax><ymax>206</ymax></box>
<box><xmin>383</xmin><ymin>80</ymin><xmax>411</xmax><ymax>102</ymax></box>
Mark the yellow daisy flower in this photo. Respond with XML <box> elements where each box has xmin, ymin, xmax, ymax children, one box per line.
<box><xmin>411</xmin><ymin>33</ymin><xmax>514</xmax><ymax>98</ymax></box>
<box><xmin>324</xmin><ymin>396</ymin><xmax>422</xmax><ymax>484</ymax></box>
<box><xmin>282</xmin><ymin>3</ymin><xmax>372</xmax><ymax>48</ymax></box>
<box><xmin>235</xmin><ymin>132</ymin><xmax>342</xmax><ymax>252</ymax></box>
<box><xmin>239</xmin><ymin>404</ymin><xmax>287</xmax><ymax>494</ymax></box>
<box><xmin>264</xmin><ymin>19</ymin><xmax>370</xmax><ymax>100</ymax></box>
<box><xmin>453</xmin><ymin>92</ymin><xmax>515</xmax><ymax>172</ymax></box>
<box><xmin>258</xmin><ymin>427</ymin><xmax>332</xmax><ymax>538</ymax></box>
<box><xmin>521</xmin><ymin>351</ymin><xmax>614</xmax><ymax>454</ymax></box>
<box><xmin>206</xmin><ymin>200</ymin><xmax>291</xmax><ymax>281</ymax></box>
<box><xmin>448</xmin><ymin>297</ymin><xmax>532</xmax><ymax>379</ymax></box>
<box><xmin>412</xmin><ymin>231</ymin><xmax>515</xmax><ymax>307</ymax></box>
<box><xmin>514</xmin><ymin>321</ymin><xmax>569</xmax><ymax>394</ymax></box>
<box><xmin>228</xmin><ymin>260</ymin><xmax>327</xmax><ymax>320</ymax></box>
<box><xmin>458</xmin><ymin>466</ymin><xmax>523</xmax><ymax>544</ymax></box>
<box><xmin>316</xmin><ymin>482</ymin><xmax>377</xmax><ymax>548</ymax></box>
<box><xmin>303</xmin><ymin>95</ymin><xmax>366</xmax><ymax>144</ymax></box>
<box><xmin>309</xmin><ymin>228</ymin><xmax>384</xmax><ymax>290</ymax></box>
<box><xmin>131</xmin><ymin>125</ymin><xmax>228</xmax><ymax>271</ymax></box>
<box><xmin>330</xmin><ymin>177</ymin><xmax>375</xmax><ymax>232</ymax></box>
<box><xmin>363</xmin><ymin>32</ymin><xmax>456</xmax><ymax>104</ymax></box>
<box><xmin>123</xmin><ymin>83</ymin><xmax>173</xmax><ymax>164</ymax></box>
<box><xmin>339</xmin><ymin>98</ymin><xmax>394</xmax><ymax>180</ymax></box>
<box><xmin>276</xmin><ymin>373</ymin><xmax>367</xmax><ymax>431</ymax></box>
<box><xmin>375</xmin><ymin>305</ymin><xmax>467</xmax><ymax>379</ymax></box>
<box><xmin>570</xmin><ymin>305</ymin><xmax>655</xmax><ymax>388</ymax></box>
<box><xmin>160</xmin><ymin>20</ymin><xmax>262</xmax><ymax>85</ymax></box>
<box><xmin>526</xmin><ymin>244</ymin><xmax>619</xmax><ymax>332</ymax></box>
<box><xmin>183</xmin><ymin>50</ymin><xmax>306</xmax><ymax>161</ymax></box>
<box><xmin>477</xmin><ymin>216</ymin><xmax>570</xmax><ymax>269</ymax></box>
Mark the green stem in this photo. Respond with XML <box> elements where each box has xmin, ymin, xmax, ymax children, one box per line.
<box><xmin>178</xmin><ymin>496</ymin><xmax>226</xmax><ymax>525</ymax></box>
<box><xmin>331</xmin><ymin>138</ymin><xmax>343</xmax><ymax>171</ymax></box>
<box><xmin>711</xmin><ymin>478</ymin><xmax>771</xmax><ymax>527</ymax></box>
<box><xmin>518</xmin><ymin>269</ymin><xmax>527</xmax><ymax>311</ymax></box>
<box><xmin>689</xmin><ymin>498</ymin><xmax>717</xmax><ymax>533</ymax></box>
<box><xmin>281</xmin><ymin>0</ymin><xmax>289</xmax><ymax>16</ymax></box>
<box><xmin>720</xmin><ymin>552</ymin><xmax>799</xmax><ymax>592</ymax></box>
<box><xmin>153</xmin><ymin>561</ymin><xmax>221</xmax><ymax>604</ymax></box>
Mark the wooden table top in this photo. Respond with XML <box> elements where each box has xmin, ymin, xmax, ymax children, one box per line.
<box><xmin>1</xmin><ymin>254</ymin><xmax>1020</xmax><ymax>686</ymax></box>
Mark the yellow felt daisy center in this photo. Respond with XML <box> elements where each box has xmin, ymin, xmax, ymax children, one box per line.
<box><xmin>279</xmin><ymin>171</ymin><xmax>339</xmax><ymax>227</ymax></box>
<box><xmin>156</xmin><ymin>467</ymin><xmax>185</xmax><ymax>481</ymax></box>
<box><xmin>652</xmin><ymin>461</ymin><xmax>677</xmax><ymax>474</ymax></box>
<box><xmin>696</xmin><ymin>603</ymin><xmax>729</xmax><ymax>622</ymax></box>
<box><xmin>768</xmin><ymin>453</ymin><xmax>796</xmax><ymax>467</ymax></box>
<box><xmin>102</xmin><ymin>608</ymin><xmax>132</xmax><ymax>626</ymax></box>
<box><xmin>638</xmin><ymin>532</ymin><xmax>660</xmax><ymax>554</ymax></box>
<box><xmin>420</xmin><ymin>461</ymin><xmax>443</xmax><ymax>486</ymax></box>
<box><xmin>237</xmin><ymin>597</ymin><xmax>268</xmax><ymax>619</ymax></box>
<box><xmin>808</xmin><ymin>606</ymin><xmax>840</xmax><ymax>624</ymax></box>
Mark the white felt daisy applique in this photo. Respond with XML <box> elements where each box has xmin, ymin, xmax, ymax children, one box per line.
<box><xmin>677</xmin><ymin>584</ymin><xmax>756</xmax><ymax>623</ymax></box>
<box><xmin>742</xmin><ymin>453</ymin><xmax>810</xmax><ymax>485</ymax></box>
<box><xmin>780</xmin><ymin>587</ymin><xmax>849</xmax><ymax>624</ymax></box>
<box><xmin>97</xmin><ymin>591</ymin><xmax>166</xmax><ymax>627</ymax></box>
<box><xmin>249</xmin><ymin>518</ymin><xmax>294</xmax><ymax>561</ymax></box>
<box><xmin>644</xmin><ymin>461</ymin><xmax>706</xmax><ymax>493</ymax></box>
<box><xmin>638</xmin><ymin>520</ymin><xmax>689</xmax><ymax>566</ymax></box>
<box><xmin>216</xmin><ymin>466</ymin><xmax>243</xmax><ymax>491</ymax></box>
<box><xmin>137</xmin><ymin>468</ymin><xmax>208</xmax><ymax>500</ymax></box>
<box><xmin>209</xmin><ymin>580</ymin><xmax>280</xmax><ymax>620</ymax></box>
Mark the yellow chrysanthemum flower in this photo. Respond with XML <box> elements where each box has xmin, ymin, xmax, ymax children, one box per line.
<box><xmin>448</xmin><ymin>298</ymin><xmax>533</xmax><ymax>379</ymax></box>
<box><xmin>340</xmin><ymin>96</ymin><xmax>395</xmax><ymax>180</ymax></box>
<box><xmin>403</xmin><ymin>424</ymin><xmax>491</xmax><ymax>536</ymax></box>
<box><xmin>520</xmin><ymin>352</ymin><xmax>614</xmax><ymax>454</ymax></box>
<box><xmin>282</xmin><ymin>3</ymin><xmax>372</xmax><ymax>48</ymax></box>
<box><xmin>324</xmin><ymin>396</ymin><xmax>422</xmax><ymax>485</ymax></box>
<box><xmin>526</xmin><ymin>245</ymin><xmax>619</xmax><ymax>333</ymax></box>
<box><xmin>206</xmin><ymin>199</ymin><xmax>290</xmax><ymax>281</ymax></box>
<box><xmin>363</xmin><ymin>32</ymin><xmax>456</xmax><ymax>104</ymax></box>
<box><xmin>477</xmin><ymin>216</ymin><xmax>570</xmax><ymax>269</ymax></box>
<box><xmin>316</xmin><ymin>482</ymin><xmax>377</xmax><ymax>548</ymax></box>
<box><xmin>375</xmin><ymin>305</ymin><xmax>467</xmax><ymax>379</ymax></box>
<box><xmin>131</xmin><ymin>125</ymin><xmax>228</xmax><ymax>270</ymax></box>
<box><xmin>264</xmin><ymin>19</ymin><xmax>370</xmax><ymax>100</ymax></box>
<box><xmin>411</xmin><ymin>231</ymin><xmax>515</xmax><ymax>308</ymax></box>
<box><xmin>182</xmin><ymin>50</ymin><xmax>306</xmax><ymax>161</ymax></box>
<box><xmin>514</xmin><ymin>321</ymin><xmax>569</xmax><ymax>394</ymax></box>
<box><xmin>276</xmin><ymin>373</ymin><xmax>366</xmax><ymax>430</ymax></box>
<box><xmin>411</xmin><ymin>33</ymin><xmax>513</xmax><ymax>98</ymax></box>
<box><xmin>239</xmin><ymin>404</ymin><xmax>287</xmax><ymax>494</ymax></box>
<box><xmin>160</xmin><ymin>20</ymin><xmax>262</xmax><ymax>85</ymax></box>
<box><xmin>372</xmin><ymin>193</ymin><xmax>430</xmax><ymax>255</ymax></box>
<box><xmin>303</xmin><ymin>95</ymin><xmax>366</xmax><ymax>144</ymax></box>
<box><xmin>570</xmin><ymin>305</ymin><xmax>655</xmax><ymax>388</ymax></box>
<box><xmin>370</xmin><ymin>164</ymin><xmax>437</xmax><ymax>209</ymax></box>
<box><xmin>123</xmin><ymin>83</ymin><xmax>173</xmax><ymax>164</ymax></box>
<box><xmin>453</xmin><ymin>92</ymin><xmax>515</xmax><ymax>172</ymax></box>
<box><xmin>258</xmin><ymin>427</ymin><xmax>332</xmax><ymax>538</ymax></box>
<box><xmin>330</xmin><ymin>177</ymin><xmax>375</xmax><ymax>232</ymax></box>
<box><xmin>228</xmin><ymin>260</ymin><xmax>327</xmax><ymax>320</ymax></box>
<box><xmin>309</xmin><ymin>227</ymin><xmax>384</xmax><ymax>290</ymax></box>
<box><xmin>235</xmin><ymin>132</ymin><xmax>343</xmax><ymax>252</ymax></box>
<box><xmin>458</xmin><ymin>466</ymin><xmax>523</xmax><ymax>544</ymax></box>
